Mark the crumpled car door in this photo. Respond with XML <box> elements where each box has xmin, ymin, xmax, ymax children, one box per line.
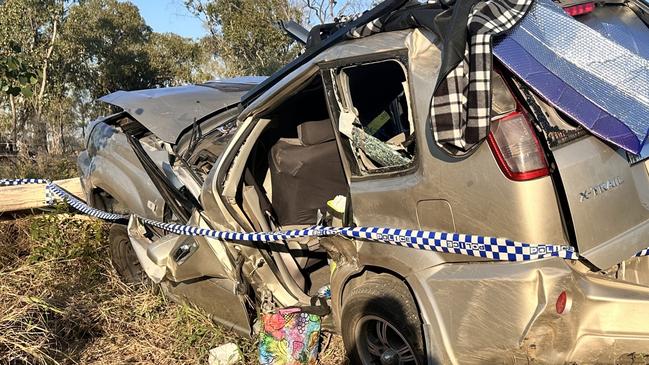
<box><xmin>127</xmin><ymin>209</ymin><xmax>253</xmax><ymax>335</ymax></box>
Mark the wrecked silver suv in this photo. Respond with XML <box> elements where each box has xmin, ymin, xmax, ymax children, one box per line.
<box><xmin>78</xmin><ymin>0</ymin><xmax>649</xmax><ymax>363</ymax></box>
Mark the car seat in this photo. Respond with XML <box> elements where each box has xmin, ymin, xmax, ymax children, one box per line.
<box><xmin>269</xmin><ymin>118</ymin><xmax>348</xmax><ymax>227</ymax></box>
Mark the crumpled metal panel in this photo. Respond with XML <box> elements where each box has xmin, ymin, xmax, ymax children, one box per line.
<box><xmin>99</xmin><ymin>78</ymin><xmax>263</xmax><ymax>143</ymax></box>
<box><xmin>493</xmin><ymin>0</ymin><xmax>649</xmax><ymax>154</ymax></box>
<box><xmin>413</xmin><ymin>258</ymin><xmax>649</xmax><ymax>364</ymax></box>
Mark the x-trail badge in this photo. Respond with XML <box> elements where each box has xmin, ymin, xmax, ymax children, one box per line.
<box><xmin>579</xmin><ymin>176</ymin><xmax>624</xmax><ymax>202</ymax></box>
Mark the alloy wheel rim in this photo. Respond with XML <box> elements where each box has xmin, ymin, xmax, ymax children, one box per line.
<box><xmin>355</xmin><ymin>315</ymin><xmax>419</xmax><ymax>365</ymax></box>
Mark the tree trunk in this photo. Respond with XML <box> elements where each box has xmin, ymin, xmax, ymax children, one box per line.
<box><xmin>15</xmin><ymin>102</ymin><xmax>29</xmax><ymax>153</ymax></box>
<box><xmin>34</xmin><ymin>17</ymin><xmax>59</xmax><ymax>153</ymax></box>
<box><xmin>60</xmin><ymin>118</ymin><xmax>65</xmax><ymax>153</ymax></box>
<box><xmin>49</xmin><ymin>105</ymin><xmax>64</xmax><ymax>155</ymax></box>
<box><xmin>9</xmin><ymin>95</ymin><xmax>17</xmax><ymax>144</ymax></box>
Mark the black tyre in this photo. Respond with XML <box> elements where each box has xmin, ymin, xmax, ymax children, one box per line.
<box><xmin>342</xmin><ymin>273</ymin><xmax>426</xmax><ymax>365</ymax></box>
<box><xmin>108</xmin><ymin>224</ymin><xmax>146</xmax><ymax>284</ymax></box>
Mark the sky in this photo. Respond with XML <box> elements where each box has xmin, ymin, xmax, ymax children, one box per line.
<box><xmin>122</xmin><ymin>0</ymin><xmax>208</xmax><ymax>40</ymax></box>
<box><xmin>121</xmin><ymin>0</ymin><xmax>376</xmax><ymax>39</ymax></box>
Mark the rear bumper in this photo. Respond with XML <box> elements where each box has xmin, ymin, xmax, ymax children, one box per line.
<box><xmin>409</xmin><ymin>258</ymin><xmax>649</xmax><ymax>364</ymax></box>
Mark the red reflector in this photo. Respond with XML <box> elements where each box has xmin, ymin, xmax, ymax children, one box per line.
<box><xmin>556</xmin><ymin>291</ymin><xmax>568</xmax><ymax>314</ymax></box>
<box><xmin>563</xmin><ymin>2</ymin><xmax>594</xmax><ymax>16</ymax></box>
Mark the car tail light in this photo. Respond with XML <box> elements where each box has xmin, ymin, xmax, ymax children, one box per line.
<box><xmin>488</xmin><ymin>111</ymin><xmax>550</xmax><ymax>181</ymax></box>
<box><xmin>563</xmin><ymin>2</ymin><xmax>594</xmax><ymax>16</ymax></box>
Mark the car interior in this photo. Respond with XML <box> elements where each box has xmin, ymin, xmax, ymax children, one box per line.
<box><xmin>232</xmin><ymin>75</ymin><xmax>346</xmax><ymax>295</ymax></box>
<box><xmin>229</xmin><ymin>60</ymin><xmax>417</xmax><ymax>296</ymax></box>
<box><xmin>335</xmin><ymin>59</ymin><xmax>416</xmax><ymax>175</ymax></box>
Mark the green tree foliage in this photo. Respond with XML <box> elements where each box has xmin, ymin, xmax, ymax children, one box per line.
<box><xmin>299</xmin><ymin>0</ymin><xmax>372</xmax><ymax>26</ymax></box>
<box><xmin>0</xmin><ymin>43</ymin><xmax>39</xmax><ymax>98</ymax></box>
<box><xmin>62</xmin><ymin>0</ymin><xmax>153</xmax><ymax>96</ymax></box>
<box><xmin>186</xmin><ymin>0</ymin><xmax>304</xmax><ymax>77</ymax></box>
<box><xmin>63</xmin><ymin>0</ymin><xmax>173</xmax><ymax>96</ymax></box>
<box><xmin>0</xmin><ymin>0</ymin><xmax>62</xmax><ymax>149</ymax></box>
<box><xmin>0</xmin><ymin>0</ymin><xmax>370</xmax><ymax>154</ymax></box>
<box><xmin>0</xmin><ymin>0</ymin><xmax>205</xmax><ymax>154</ymax></box>
<box><xmin>147</xmin><ymin>32</ymin><xmax>209</xmax><ymax>87</ymax></box>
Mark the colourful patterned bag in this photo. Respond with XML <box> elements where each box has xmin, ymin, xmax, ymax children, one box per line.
<box><xmin>258</xmin><ymin>297</ymin><xmax>330</xmax><ymax>365</ymax></box>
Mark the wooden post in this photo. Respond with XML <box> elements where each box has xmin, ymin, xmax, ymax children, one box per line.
<box><xmin>0</xmin><ymin>178</ymin><xmax>85</xmax><ymax>212</ymax></box>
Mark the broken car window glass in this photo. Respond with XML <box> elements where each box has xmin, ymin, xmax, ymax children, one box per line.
<box><xmin>340</xmin><ymin>60</ymin><xmax>415</xmax><ymax>175</ymax></box>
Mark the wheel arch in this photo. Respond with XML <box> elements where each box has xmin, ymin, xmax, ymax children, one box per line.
<box><xmin>89</xmin><ymin>187</ymin><xmax>122</xmax><ymax>213</ymax></box>
<box><xmin>337</xmin><ymin>264</ymin><xmax>430</xmax><ymax>364</ymax></box>
<box><xmin>87</xmin><ymin>175</ymin><xmax>153</xmax><ymax>218</ymax></box>
<box><xmin>340</xmin><ymin>266</ymin><xmax>417</xmax><ymax>308</ymax></box>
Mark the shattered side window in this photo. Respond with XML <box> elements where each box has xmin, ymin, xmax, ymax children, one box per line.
<box><xmin>336</xmin><ymin>60</ymin><xmax>416</xmax><ymax>175</ymax></box>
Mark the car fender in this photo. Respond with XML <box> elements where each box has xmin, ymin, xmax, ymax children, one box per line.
<box><xmin>330</xmin><ymin>240</ymin><xmax>452</xmax><ymax>364</ymax></box>
<box><xmin>80</xmin><ymin>122</ymin><xmax>165</xmax><ymax>219</ymax></box>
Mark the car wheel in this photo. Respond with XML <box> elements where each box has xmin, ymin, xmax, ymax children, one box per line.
<box><xmin>341</xmin><ymin>273</ymin><xmax>426</xmax><ymax>365</ymax></box>
<box><xmin>108</xmin><ymin>224</ymin><xmax>146</xmax><ymax>284</ymax></box>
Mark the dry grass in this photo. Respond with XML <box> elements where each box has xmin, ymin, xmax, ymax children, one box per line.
<box><xmin>0</xmin><ymin>214</ymin><xmax>346</xmax><ymax>364</ymax></box>
<box><xmin>0</xmin><ymin>155</ymin><xmax>78</xmax><ymax>182</ymax></box>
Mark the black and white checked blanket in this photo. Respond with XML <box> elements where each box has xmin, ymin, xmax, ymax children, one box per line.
<box><xmin>348</xmin><ymin>0</ymin><xmax>534</xmax><ymax>155</ymax></box>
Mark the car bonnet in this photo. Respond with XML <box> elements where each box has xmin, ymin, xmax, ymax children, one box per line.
<box><xmin>99</xmin><ymin>77</ymin><xmax>265</xmax><ymax>144</ymax></box>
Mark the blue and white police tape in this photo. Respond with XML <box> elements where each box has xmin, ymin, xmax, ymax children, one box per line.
<box><xmin>137</xmin><ymin>215</ymin><xmax>579</xmax><ymax>261</ymax></box>
<box><xmin>0</xmin><ymin>178</ymin><xmax>50</xmax><ymax>185</ymax></box>
<box><xmin>46</xmin><ymin>182</ymin><xmax>129</xmax><ymax>221</ymax></box>
<box><xmin>0</xmin><ymin>177</ymin><xmax>637</xmax><ymax>262</ymax></box>
<box><xmin>637</xmin><ymin>248</ymin><xmax>649</xmax><ymax>257</ymax></box>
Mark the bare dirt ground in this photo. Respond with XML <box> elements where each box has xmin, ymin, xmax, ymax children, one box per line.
<box><xmin>0</xmin><ymin>214</ymin><xmax>346</xmax><ymax>364</ymax></box>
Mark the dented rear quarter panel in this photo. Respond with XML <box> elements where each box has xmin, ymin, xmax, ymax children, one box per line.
<box><xmin>323</xmin><ymin>28</ymin><xmax>649</xmax><ymax>364</ymax></box>
<box><xmin>409</xmin><ymin>258</ymin><xmax>649</xmax><ymax>364</ymax></box>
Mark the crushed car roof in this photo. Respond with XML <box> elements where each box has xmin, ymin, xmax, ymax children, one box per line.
<box><xmin>99</xmin><ymin>77</ymin><xmax>266</xmax><ymax>143</ymax></box>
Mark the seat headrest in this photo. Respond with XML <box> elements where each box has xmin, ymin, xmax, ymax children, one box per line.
<box><xmin>297</xmin><ymin>119</ymin><xmax>335</xmax><ymax>146</ymax></box>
